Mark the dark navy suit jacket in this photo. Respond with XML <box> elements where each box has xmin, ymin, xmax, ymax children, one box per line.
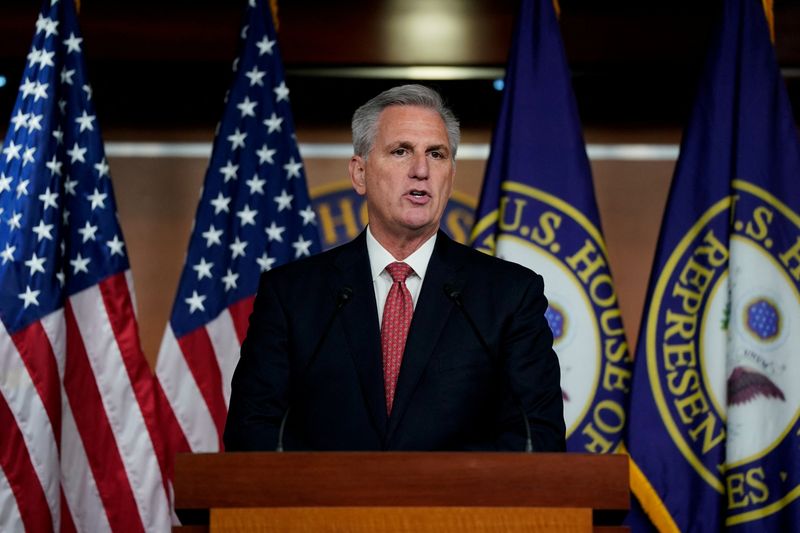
<box><xmin>224</xmin><ymin>230</ymin><xmax>565</xmax><ymax>451</ymax></box>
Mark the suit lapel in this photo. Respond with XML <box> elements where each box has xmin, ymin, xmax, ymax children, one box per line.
<box><xmin>330</xmin><ymin>232</ymin><xmax>388</xmax><ymax>437</ymax></box>
<box><xmin>386</xmin><ymin>232</ymin><xmax>466</xmax><ymax>441</ymax></box>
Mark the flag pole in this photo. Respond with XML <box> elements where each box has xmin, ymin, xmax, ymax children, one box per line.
<box><xmin>762</xmin><ymin>0</ymin><xmax>774</xmax><ymax>42</ymax></box>
<box><xmin>270</xmin><ymin>0</ymin><xmax>279</xmax><ymax>30</ymax></box>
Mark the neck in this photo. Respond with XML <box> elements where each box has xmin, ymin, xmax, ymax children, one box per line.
<box><xmin>369</xmin><ymin>225</ymin><xmax>437</xmax><ymax>260</ymax></box>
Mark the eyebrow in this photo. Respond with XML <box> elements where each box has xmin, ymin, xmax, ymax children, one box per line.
<box><xmin>390</xmin><ymin>141</ymin><xmax>448</xmax><ymax>152</ymax></box>
<box><xmin>385</xmin><ymin>141</ymin><xmax>450</xmax><ymax>158</ymax></box>
<box><xmin>426</xmin><ymin>144</ymin><xmax>448</xmax><ymax>153</ymax></box>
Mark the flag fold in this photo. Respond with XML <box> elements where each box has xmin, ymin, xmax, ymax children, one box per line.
<box><xmin>0</xmin><ymin>0</ymin><xmax>170</xmax><ymax>531</ymax></box>
<box><xmin>470</xmin><ymin>0</ymin><xmax>632</xmax><ymax>453</ymax></box>
<box><xmin>155</xmin><ymin>0</ymin><xmax>321</xmax><ymax>462</ymax></box>
<box><xmin>626</xmin><ymin>0</ymin><xmax>800</xmax><ymax>530</ymax></box>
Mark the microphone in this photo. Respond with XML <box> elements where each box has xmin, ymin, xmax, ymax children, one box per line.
<box><xmin>443</xmin><ymin>283</ymin><xmax>534</xmax><ymax>453</ymax></box>
<box><xmin>276</xmin><ymin>285</ymin><xmax>353</xmax><ymax>452</ymax></box>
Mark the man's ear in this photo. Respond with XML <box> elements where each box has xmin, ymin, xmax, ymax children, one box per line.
<box><xmin>349</xmin><ymin>155</ymin><xmax>367</xmax><ymax>196</ymax></box>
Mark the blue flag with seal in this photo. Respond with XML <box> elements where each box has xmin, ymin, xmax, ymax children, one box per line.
<box><xmin>470</xmin><ymin>0</ymin><xmax>632</xmax><ymax>453</ymax></box>
<box><xmin>626</xmin><ymin>0</ymin><xmax>800</xmax><ymax>530</ymax></box>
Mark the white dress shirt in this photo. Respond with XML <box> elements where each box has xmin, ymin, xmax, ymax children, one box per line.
<box><xmin>366</xmin><ymin>225</ymin><xmax>437</xmax><ymax>329</ymax></box>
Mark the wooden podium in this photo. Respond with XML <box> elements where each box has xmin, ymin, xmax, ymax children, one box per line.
<box><xmin>173</xmin><ymin>452</ymin><xmax>629</xmax><ymax>532</ymax></box>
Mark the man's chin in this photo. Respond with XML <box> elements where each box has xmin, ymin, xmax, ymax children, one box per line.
<box><xmin>371</xmin><ymin>214</ymin><xmax>440</xmax><ymax>242</ymax></box>
<box><xmin>399</xmin><ymin>216</ymin><xmax>437</xmax><ymax>232</ymax></box>
<box><xmin>399</xmin><ymin>210</ymin><xmax>442</xmax><ymax>230</ymax></box>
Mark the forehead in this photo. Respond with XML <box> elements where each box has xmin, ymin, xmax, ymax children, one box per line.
<box><xmin>374</xmin><ymin>105</ymin><xmax>449</xmax><ymax>145</ymax></box>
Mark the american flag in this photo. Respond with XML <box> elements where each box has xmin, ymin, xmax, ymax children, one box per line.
<box><xmin>0</xmin><ymin>1</ymin><xmax>171</xmax><ymax>531</ymax></box>
<box><xmin>155</xmin><ymin>0</ymin><xmax>320</xmax><ymax>458</ymax></box>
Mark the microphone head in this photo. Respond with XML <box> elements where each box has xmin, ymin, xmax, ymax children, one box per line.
<box><xmin>337</xmin><ymin>286</ymin><xmax>353</xmax><ymax>306</ymax></box>
<box><xmin>443</xmin><ymin>283</ymin><xmax>461</xmax><ymax>301</ymax></box>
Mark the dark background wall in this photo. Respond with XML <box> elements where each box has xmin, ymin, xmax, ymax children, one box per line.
<box><xmin>3</xmin><ymin>0</ymin><xmax>800</xmax><ymax>131</ymax></box>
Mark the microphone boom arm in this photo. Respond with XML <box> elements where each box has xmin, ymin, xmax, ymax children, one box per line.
<box><xmin>444</xmin><ymin>284</ymin><xmax>534</xmax><ymax>452</ymax></box>
<box><xmin>276</xmin><ymin>286</ymin><xmax>353</xmax><ymax>452</ymax></box>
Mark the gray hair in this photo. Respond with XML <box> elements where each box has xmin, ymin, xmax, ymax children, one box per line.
<box><xmin>351</xmin><ymin>84</ymin><xmax>460</xmax><ymax>160</ymax></box>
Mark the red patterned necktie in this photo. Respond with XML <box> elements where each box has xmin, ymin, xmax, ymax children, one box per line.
<box><xmin>381</xmin><ymin>261</ymin><xmax>414</xmax><ymax>414</ymax></box>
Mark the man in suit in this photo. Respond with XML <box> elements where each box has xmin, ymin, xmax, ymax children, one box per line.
<box><xmin>224</xmin><ymin>84</ymin><xmax>565</xmax><ymax>451</ymax></box>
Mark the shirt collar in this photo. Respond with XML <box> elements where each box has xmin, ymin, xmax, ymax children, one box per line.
<box><xmin>366</xmin><ymin>225</ymin><xmax>437</xmax><ymax>282</ymax></box>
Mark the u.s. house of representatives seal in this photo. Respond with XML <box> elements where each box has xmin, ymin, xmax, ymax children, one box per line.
<box><xmin>471</xmin><ymin>181</ymin><xmax>632</xmax><ymax>453</ymax></box>
<box><xmin>647</xmin><ymin>179</ymin><xmax>800</xmax><ymax>525</ymax></box>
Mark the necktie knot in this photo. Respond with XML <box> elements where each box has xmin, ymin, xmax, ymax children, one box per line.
<box><xmin>385</xmin><ymin>261</ymin><xmax>413</xmax><ymax>283</ymax></box>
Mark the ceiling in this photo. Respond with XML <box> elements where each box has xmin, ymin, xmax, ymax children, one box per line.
<box><xmin>2</xmin><ymin>0</ymin><xmax>800</xmax><ymax>131</ymax></box>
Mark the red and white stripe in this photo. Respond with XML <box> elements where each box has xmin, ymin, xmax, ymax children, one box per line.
<box><xmin>0</xmin><ymin>272</ymin><xmax>170</xmax><ymax>533</ymax></box>
<box><xmin>155</xmin><ymin>296</ymin><xmax>253</xmax><ymax>455</ymax></box>
<box><xmin>0</xmin><ymin>465</ymin><xmax>25</xmax><ymax>532</ymax></box>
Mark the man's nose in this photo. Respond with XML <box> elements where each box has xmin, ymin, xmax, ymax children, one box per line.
<box><xmin>409</xmin><ymin>153</ymin><xmax>429</xmax><ymax>179</ymax></box>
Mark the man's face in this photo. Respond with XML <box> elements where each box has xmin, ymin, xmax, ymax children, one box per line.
<box><xmin>349</xmin><ymin>105</ymin><xmax>455</xmax><ymax>243</ymax></box>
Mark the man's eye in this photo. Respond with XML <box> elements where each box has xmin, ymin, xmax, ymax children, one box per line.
<box><xmin>392</xmin><ymin>148</ymin><xmax>407</xmax><ymax>156</ymax></box>
<box><xmin>430</xmin><ymin>151</ymin><xmax>444</xmax><ymax>159</ymax></box>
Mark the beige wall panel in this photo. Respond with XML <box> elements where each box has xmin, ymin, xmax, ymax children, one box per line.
<box><xmin>589</xmin><ymin>160</ymin><xmax>675</xmax><ymax>353</ymax></box>
<box><xmin>112</xmin><ymin>157</ymin><xmax>206</xmax><ymax>367</ymax></box>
